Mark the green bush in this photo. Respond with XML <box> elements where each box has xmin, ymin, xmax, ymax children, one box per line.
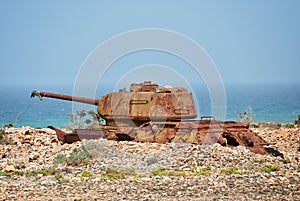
<box><xmin>260</xmin><ymin>164</ymin><xmax>280</xmax><ymax>173</ymax></box>
<box><xmin>0</xmin><ymin>129</ymin><xmax>4</xmax><ymax>139</ymax></box>
<box><xmin>285</xmin><ymin>123</ymin><xmax>295</xmax><ymax>128</ymax></box>
<box><xmin>67</xmin><ymin>147</ymin><xmax>90</xmax><ymax>166</ymax></box>
<box><xmin>0</xmin><ymin>171</ymin><xmax>11</xmax><ymax>176</ymax></box>
<box><xmin>55</xmin><ymin>173</ymin><xmax>64</xmax><ymax>180</ymax></box>
<box><xmin>0</xmin><ymin>129</ymin><xmax>9</xmax><ymax>145</ymax></box>
<box><xmin>119</xmin><ymin>167</ymin><xmax>137</xmax><ymax>176</ymax></box>
<box><xmin>99</xmin><ymin>167</ymin><xmax>138</xmax><ymax>180</ymax></box>
<box><xmin>25</xmin><ymin>167</ymin><xmax>56</xmax><ymax>177</ymax></box>
<box><xmin>221</xmin><ymin>166</ymin><xmax>240</xmax><ymax>175</ymax></box>
<box><xmin>236</xmin><ymin>106</ymin><xmax>255</xmax><ymax>126</ymax></box>
<box><xmin>82</xmin><ymin>140</ymin><xmax>105</xmax><ymax>158</ymax></box>
<box><xmin>1</xmin><ymin>167</ymin><xmax>56</xmax><ymax>177</ymax></box>
<box><xmin>54</xmin><ymin>146</ymin><xmax>91</xmax><ymax>166</ymax></box>
<box><xmin>220</xmin><ymin>166</ymin><xmax>250</xmax><ymax>175</ymax></box>
<box><xmin>193</xmin><ymin>166</ymin><xmax>211</xmax><ymax>176</ymax></box>
<box><xmin>101</xmin><ymin>167</ymin><xmax>125</xmax><ymax>180</ymax></box>
<box><xmin>273</xmin><ymin>123</ymin><xmax>281</xmax><ymax>130</ymax></box>
<box><xmin>151</xmin><ymin>167</ymin><xmax>188</xmax><ymax>177</ymax></box>
<box><xmin>294</xmin><ymin>115</ymin><xmax>300</xmax><ymax>125</ymax></box>
<box><xmin>254</xmin><ymin>157</ymin><xmax>266</xmax><ymax>164</ymax></box>
<box><xmin>82</xmin><ymin>170</ymin><xmax>93</xmax><ymax>177</ymax></box>
<box><xmin>54</xmin><ymin>154</ymin><xmax>67</xmax><ymax>164</ymax></box>
<box><xmin>12</xmin><ymin>170</ymin><xmax>24</xmax><ymax>176</ymax></box>
<box><xmin>67</xmin><ymin>109</ymin><xmax>104</xmax><ymax>129</ymax></box>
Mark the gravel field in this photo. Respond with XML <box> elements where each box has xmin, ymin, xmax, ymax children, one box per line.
<box><xmin>0</xmin><ymin>126</ymin><xmax>299</xmax><ymax>200</ymax></box>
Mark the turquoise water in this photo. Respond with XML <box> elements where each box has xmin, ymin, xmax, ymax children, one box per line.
<box><xmin>0</xmin><ymin>83</ymin><xmax>299</xmax><ymax>128</ymax></box>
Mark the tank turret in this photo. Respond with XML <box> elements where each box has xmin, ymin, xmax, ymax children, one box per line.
<box><xmin>98</xmin><ymin>81</ymin><xmax>196</xmax><ymax>126</ymax></box>
<box><xmin>32</xmin><ymin>81</ymin><xmax>197</xmax><ymax>127</ymax></box>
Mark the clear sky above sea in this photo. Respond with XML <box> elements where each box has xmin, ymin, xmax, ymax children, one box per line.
<box><xmin>0</xmin><ymin>1</ymin><xmax>299</xmax><ymax>89</ymax></box>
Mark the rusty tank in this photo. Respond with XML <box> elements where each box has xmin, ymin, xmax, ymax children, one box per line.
<box><xmin>31</xmin><ymin>81</ymin><xmax>269</xmax><ymax>154</ymax></box>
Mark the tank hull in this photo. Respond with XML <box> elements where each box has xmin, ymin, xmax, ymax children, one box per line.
<box><xmin>50</xmin><ymin>120</ymin><xmax>268</xmax><ymax>155</ymax></box>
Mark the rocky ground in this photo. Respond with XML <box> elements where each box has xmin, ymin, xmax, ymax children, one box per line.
<box><xmin>0</xmin><ymin>125</ymin><xmax>299</xmax><ymax>200</ymax></box>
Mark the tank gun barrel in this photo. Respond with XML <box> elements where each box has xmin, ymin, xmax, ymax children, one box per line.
<box><xmin>31</xmin><ymin>91</ymin><xmax>99</xmax><ymax>105</ymax></box>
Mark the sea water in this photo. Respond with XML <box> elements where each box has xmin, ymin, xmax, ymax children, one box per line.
<box><xmin>0</xmin><ymin>83</ymin><xmax>299</xmax><ymax>128</ymax></box>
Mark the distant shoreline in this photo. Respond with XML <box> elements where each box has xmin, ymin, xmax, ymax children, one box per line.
<box><xmin>2</xmin><ymin>121</ymin><xmax>299</xmax><ymax>130</ymax></box>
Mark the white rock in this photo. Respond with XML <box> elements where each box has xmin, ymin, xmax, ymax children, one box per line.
<box><xmin>29</xmin><ymin>152</ymin><xmax>40</xmax><ymax>160</ymax></box>
<box><xmin>4</xmin><ymin>165</ymin><xmax>15</xmax><ymax>173</ymax></box>
<box><xmin>236</xmin><ymin>145</ymin><xmax>249</xmax><ymax>153</ymax></box>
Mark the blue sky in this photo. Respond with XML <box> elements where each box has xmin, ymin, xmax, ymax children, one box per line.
<box><xmin>1</xmin><ymin>0</ymin><xmax>299</xmax><ymax>88</ymax></box>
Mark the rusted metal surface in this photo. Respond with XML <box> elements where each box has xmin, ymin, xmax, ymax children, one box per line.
<box><xmin>48</xmin><ymin>126</ymin><xmax>106</xmax><ymax>143</ymax></box>
<box><xmin>32</xmin><ymin>91</ymin><xmax>99</xmax><ymax>105</ymax></box>
<box><xmin>97</xmin><ymin>82</ymin><xmax>197</xmax><ymax>126</ymax></box>
<box><xmin>33</xmin><ymin>81</ymin><xmax>270</xmax><ymax>155</ymax></box>
<box><xmin>49</xmin><ymin>120</ymin><xmax>268</xmax><ymax>155</ymax></box>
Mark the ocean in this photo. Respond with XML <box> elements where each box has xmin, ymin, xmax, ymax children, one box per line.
<box><xmin>0</xmin><ymin>83</ymin><xmax>299</xmax><ymax>128</ymax></box>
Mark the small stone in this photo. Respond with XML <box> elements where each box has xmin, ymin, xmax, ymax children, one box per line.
<box><xmin>23</xmin><ymin>135</ymin><xmax>31</xmax><ymax>142</ymax></box>
<box><xmin>29</xmin><ymin>152</ymin><xmax>40</xmax><ymax>160</ymax></box>
<box><xmin>199</xmin><ymin>153</ymin><xmax>205</xmax><ymax>159</ymax></box>
<box><xmin>34</xmin><ymin>141</ymin><xmax>42</xmax><ymax>146</ymax></box>
<box><xmin>236</xmin><ymin>145</ymin><xmax>248</xmax><ymax>152</ymax></box>
<box><xmin>4</xmin><ymin>165</ymin><xmax>15</xmax><ymax>173</ymax></box>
